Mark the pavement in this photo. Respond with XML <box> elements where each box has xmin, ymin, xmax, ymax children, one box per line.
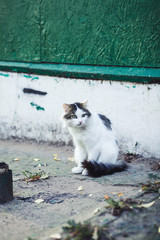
<box><xmin>0</xmin><ymin>139</ymin><xmax>160</xmax><ymax>240</ymax></box>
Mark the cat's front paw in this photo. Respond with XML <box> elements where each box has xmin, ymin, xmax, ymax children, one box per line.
<box><xmin>72</xmin><ymin>167</ymin><xmax>83</xmax><ymax>174</ymax></box>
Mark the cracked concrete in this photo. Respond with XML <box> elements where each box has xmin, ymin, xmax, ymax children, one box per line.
<box><xmin>0</xmin><ymin>140</ymin><xmax>160</xmax><ymax>240</ymax></box>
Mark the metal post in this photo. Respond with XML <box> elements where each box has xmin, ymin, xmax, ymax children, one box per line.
<box><xmin>0</xmin><ymin>162</ymin><xmax>13</xmax><ymax>204</ymax></box>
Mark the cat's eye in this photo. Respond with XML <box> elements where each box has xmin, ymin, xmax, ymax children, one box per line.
<box><xmin>71</xmin><ymin>115</ymin><xmax>77</xmax><ymax>119</ymax></box>
<box><xmin>82</xmin><ymin>113</ymin><xmax>87</xmax><ymax>118</ymax></box>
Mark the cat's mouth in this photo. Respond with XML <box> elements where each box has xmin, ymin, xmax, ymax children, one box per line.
<box><xmin>77</xmin><ymin>122</ymin><xmax>84</xmax><ymax>127</ymax></box>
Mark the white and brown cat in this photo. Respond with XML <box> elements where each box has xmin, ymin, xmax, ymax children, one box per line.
<box><xmin>62</xmin><ymin>100</ymin><xmax>127</xmax><ymax>177</ymax></box>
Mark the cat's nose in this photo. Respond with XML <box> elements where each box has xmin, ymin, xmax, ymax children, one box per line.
<box><xmin>79</xmin><ymin>121</ymin><xmax>82</xmax><ymax>125</ymax></box>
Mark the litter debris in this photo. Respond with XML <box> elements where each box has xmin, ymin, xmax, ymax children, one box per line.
<box><xmin>36</xmin><ymin>163</ymin><xmax>47</xmax><ymax>167</ymax></box>
<box><xmin>92</xmin><ymin>227</ymin><xmax>98</xmax><ymax>240</ymax></box>
<box><xmin>40</xmin><ymin>172</ymin><xmax>49</xmax><ymax>180</ymax></box>
<box><xmin>34</xmin><ymin>199</ymin><xmax>44</xmax><ymax>204</ymax></box>
<box><xmin>89</xmin><ymin>194</ymin><xmax>93</xmax><ymax>198</ymax></box>
<box><xmin>68</xmin><ymin>156</ymin><xmax>75</xmax><ymax>162</ymax></box>
<box><xmin>93</xmin><ymin>208</ymin><xmax>100</xmax><ymax>215</ymax></box>
<box><xmin>77</xmin><ymin>186</ymin><xmax>83</xmax><ymax>191</ymax></box>
<box><xmin>139</xmin><ymin>201</ymin><xmax>155</xmax><ymax>208</ymax></box>
<box><xmin>33</xmin><ymin>158</ymin><xmax>40</xmax><ymax>162</ymax></box>
<box><xmin>53</xmin><ymin>154</ymin><xmax>62</xmax><ymax>161</ymax></box>
<box><xmin>50</xmin><ymin>233</ymin><xmax>61</xmax><ymax>239</ymax></box>
<box><xmin>13</xmin><ymin>158</ymin><xmax>21</xmax><ymax>162</ymax></box>
<box><xmin>54</xmin><ymin>158</ymin><xmax>61</xmax><ymax>161</ymax></box>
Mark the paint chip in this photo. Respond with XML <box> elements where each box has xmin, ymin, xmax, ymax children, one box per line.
<box><xmin>140</xmin><ymin>201</ymin><xmax>155</xmax><ymax>208</ymax></box>
<box><xmin>50</xmin><ymin>233</ymin><xmax>61</xmax><ymax>239</ymax></box>
<box><xmin>93</xmin><ymin>208</ymin><xmax>100</xmax><ymax>215</ymax></box>
<box><xmin>13</xmin><ymin>158</ymin><xmax>21</xmax><ymax>162</ymax></box>
<box><xmin>33</xmin><ymin>158</ymin><xmax>40</xmax><ymax>162</ymax></box>
<box><xmin>89</xmin><ymin>194</ymin><xmax>93</xmax><ymax>198</ymax></box>
<box><xmin>34</xmin><ymin>199</ymin><xmax>44</xmax><ymax>204</ymax></box>
<box><xmin>68</xmin><ymin>156</ymin><xmax>75</xmax><ymax>162</ymax></box>
<box><xmin>77</xmin><ymin>186</ymin><xmax>83</xmax><ymax>191</ymax></box>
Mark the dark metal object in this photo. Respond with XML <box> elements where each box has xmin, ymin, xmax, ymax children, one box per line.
<box><xmin>0</xmin><ymin>162</ymin><xmax>13</xmax><ymax>204</ymax></box>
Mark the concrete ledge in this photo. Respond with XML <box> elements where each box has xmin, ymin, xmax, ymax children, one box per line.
<box><xmin>0</xmin><ymin>61</ymin><xmax>160</xmax><ymax>83</ymax></box>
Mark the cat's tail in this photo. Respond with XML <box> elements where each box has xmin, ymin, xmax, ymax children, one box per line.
<box><xmin>82</xmin><ymin>160</ymin><xmax>127</xmax><ymax>177</ymax></box>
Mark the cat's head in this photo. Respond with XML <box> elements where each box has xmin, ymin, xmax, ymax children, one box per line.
<box><xmin>62</xmin><ymin>100</ymin><xmax>91</xmax><ymax>128</ymax></box>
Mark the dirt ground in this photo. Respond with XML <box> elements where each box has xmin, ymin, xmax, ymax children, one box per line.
<box><xmin>0</xmin><ymin>140</ymin><xmax>160</xmax><ymax>240</ymax></box>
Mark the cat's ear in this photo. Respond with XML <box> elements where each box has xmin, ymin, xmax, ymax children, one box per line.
<box><xmin>81</xmin><ymin>100</ymin><xmax>88</xmax><ymax>108</ymax></box>
<box><xmin>63</xmin><ymin>103</ymin><xmax>71</xmax><ymax>113</ymax></box>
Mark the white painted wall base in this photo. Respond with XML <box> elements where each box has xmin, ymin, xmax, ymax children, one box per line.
<box><xmin>0</xmin><ymin>71</ymin><xmax>160</xmax><ymax>158</ymax></box>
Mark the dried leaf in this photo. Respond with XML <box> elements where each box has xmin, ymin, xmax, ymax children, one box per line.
<box><xmin>104</xmin><ymin>195</ymin><xmax>110</xmax><ymax>200</ymax></box>
<box><xmin>54</xmin><ymin>158</ymin><xmax>61</xmax><ymax>161</ymax></box>
<box><xmin>77</xmin><ymin>186</ymin><xmax>83</xmax><ymax>191</ymax></box>
<box><xmin>34</xmin><ymin>199</ymin><xmax>44</xmax><ymax>204</ymax></box>
<box><xmin>118</xmin><ymin>193</ymin><xmax>124</xmax><ymax>197</ymax></box>
<box><xmin>140</xmin><ymin>201</ymin><xmax>155</xmax><ymax>208</ymax></box>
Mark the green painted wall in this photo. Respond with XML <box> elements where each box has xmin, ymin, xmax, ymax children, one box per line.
<box><xmin>0</xmin><ymin>0</ymin><xmax>40</xmax><ymax>62</ymax></box>
<box><xmin>0</xmin><ymin>0</ymin><xmax>160</xmax><ymax>67</ymax></box>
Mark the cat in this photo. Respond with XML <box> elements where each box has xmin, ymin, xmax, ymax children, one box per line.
<box><xmin>62</xmin><ymin>100</ymin><xmax>127</xmax><ymax>177</ymax></box>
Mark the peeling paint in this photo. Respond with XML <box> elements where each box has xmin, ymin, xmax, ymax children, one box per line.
<box><xmin>23</xmin><ymin>75</ymin><xmax>39</xmax><ymax>81</ymax></box>
<box><xmin>30</xmin><ymin>102</ymin><xmax>45</xmax><ymax>111</ymax></box>
<box><xmin>0</xmin><ymin>73</ymin><xmax>9</xmax><ymax>77</ymax></box>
